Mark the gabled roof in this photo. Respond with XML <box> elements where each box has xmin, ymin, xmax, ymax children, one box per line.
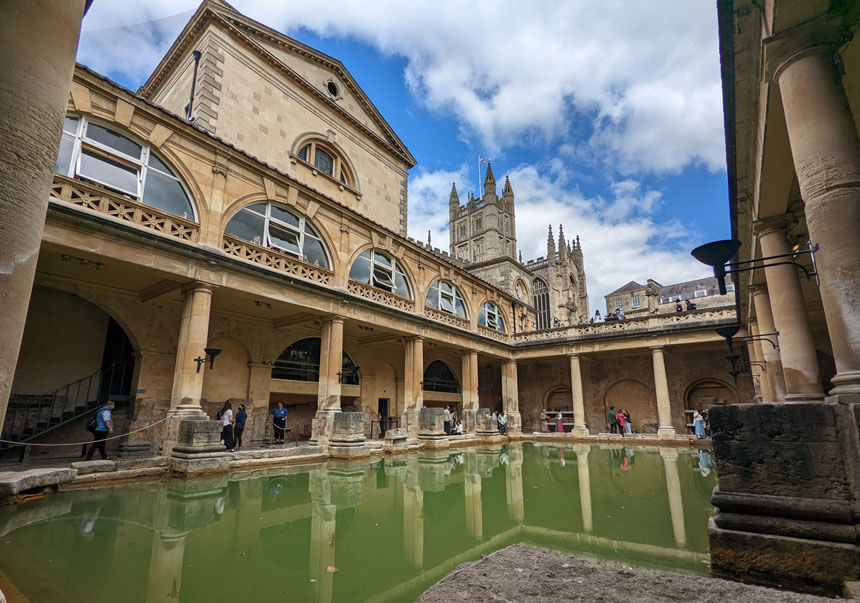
<box><xmin>139</xmin><ymin>0</ymin><xmax>416</xmax><ymax>167</ymax></box>
<box><xmin>606</xmin><ymin>281</ymin><xmax>644</xmax><ymax>296</ymax></box>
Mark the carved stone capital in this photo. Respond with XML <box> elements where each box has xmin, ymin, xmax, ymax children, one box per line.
<box><xmin>764</xmin><ymin>16</ymin><xmax>852</xmax><ymax>83</ymax></box>
<box><xmin>753</xmin><ymin>214</ymin><xmax>794</xmax><ymax>237</ymax></box>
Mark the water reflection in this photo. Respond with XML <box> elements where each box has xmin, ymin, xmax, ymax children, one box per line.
<box><xmin>0</xmin><ymin>443</ymin><xmax>717</xmax><ymax>602</ymax></box>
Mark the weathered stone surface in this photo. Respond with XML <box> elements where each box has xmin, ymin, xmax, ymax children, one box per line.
<box><xmin>115</xmin><ymin>456</ymin><xmax>169</xmax><ymax>471</ymax></box>
<box><xmin>419</xmin><ymin>407</ymin><xmax>445</xmax><ymax>434</ymax></box>
<box><xmin>70</xmin><ymin>460</ymin><xmax>116</xmax><ymax>475</ymax></box>
<box><xmin>0</xmin><ymin>468</ymin><xmax>77</xmax><ymax>503</ymax></box>
<box><xmin>172</xmin><ymin>419</ymin><xmax>224</xmax><ymax>454</ymax></box>
<box><xmin>384</xmin><ymin>427</ymin><xmax>409</xmax><ymax>454</ymax></box>
<box><xmin>476</xmin><ymin>409</ymin><xmax>499</xmax><ymax>436</ymax></box>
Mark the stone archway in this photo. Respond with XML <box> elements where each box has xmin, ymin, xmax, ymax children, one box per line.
<box><xmin>604</xmin><ymin>379</ymin><xmax>656</xmax><ymax>433</ymax></box>
<box><xmin>684</xmin><ymin>378</ymin><xmax>738</xmax><ymax>411</ymax></box>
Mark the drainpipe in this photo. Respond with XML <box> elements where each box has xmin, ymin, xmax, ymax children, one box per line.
<box><xmin>185</xmin><ymin>49</ymin><xmax>202</xmax><ymax>121</ymax></box>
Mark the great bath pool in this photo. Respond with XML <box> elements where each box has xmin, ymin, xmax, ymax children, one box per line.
<box><xmin>0</xmin><ymin>443</ymin><xmax>716</xmax><ymax>602</ymax></box>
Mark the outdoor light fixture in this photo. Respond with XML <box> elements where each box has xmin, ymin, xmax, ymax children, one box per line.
<box><xmin>715</xmin><ymin>325</ymin><xmax>779</xmax><ymax>354</ymax></box>
<box><xmin>691</xmin><ymin>239</ymin><xmax>819</xmax><ymax>294</ymax></box>
<box><xmin>194</xmin><ymin>347</ymin><xmax>222</xmax><ymax>373</ymax></box>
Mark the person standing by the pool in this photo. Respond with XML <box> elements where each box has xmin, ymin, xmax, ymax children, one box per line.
<box><xmin>555</xmin><ymin>410</ymin><xmax>564</xmax><ymax>433</ymax></box>
<box><xmin>616</xmin><ymin>409</ymin><xmax>626</xmax><ymax>436</ymax></box>
<box><xmin>607</xmin><ymin>406</ymin><xmax>618</xmax><ymax>434</ymax></box>
<box><xmin>217</xmin><ymin>401</ymin><xmax>234</xmax><ymax>450</ymax></box>
<box><xmin>693</xmin><ymin>410</ymin><xmax>707</xmax><ymax>439</ymax></box>
<box><xmin>443</xmin><ymin>405</ymin><xmax>452</xmax><ymax>435</ymax></box>
<box><xmin>271</xmin><ymin>402</ymin><xmax>288</xmax><ymax>444</ymax></box>
<box><xmin>234</xmin><ymin>404</ymin><xmax>248</xmax><ymax>449</ymax></box>
<box><xmin>85</xmin><ymin>400</ymin><xmax>114</xmax><ymax>460</ymax></box>
<box><xmin>498</xmin><ymin>409</ymin><xmax>508</xmax><ymax>435</ymax></box>
<box><xmin>623</xmin><ymin>409</ymin><xmax>633</xmax><ymax>435</ymax></box>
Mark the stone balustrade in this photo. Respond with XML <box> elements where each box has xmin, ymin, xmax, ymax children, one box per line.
<box><xmin>222</xmin><ymin>234</ymin><xmax>333</xmax><ymax>286</ymax></box>
<box><xmin>347</xmin><ymin>279</ymin><xmax>415</xmax><ymax>312</ymax></box>
<box><xmin>50</xmin><ymin>175</ymin><xmax>199</xmax><ymax>242</ymax></box>
<box><xmin>425</xmin><ymin>307</ymin><xmax>471</xmax><ymax>330</ymax></box>
<box><xmin>513</xmin><ymin>306</ymin><xmax>737</xmax><ymax>343</ymax></box>
<box><xmin>478</xmin><ymin>325</ymin><xmax>509</xmax><ymax>342</ymax></box>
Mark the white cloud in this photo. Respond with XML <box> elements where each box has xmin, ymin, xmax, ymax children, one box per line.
<box><xmin>78</xmin><ymin>1</ymin><xmax>725</xmax><ymax>175</ymax></box>
<box><xmin>408</xmin><ymin>164</ymin><xmax>710</xmax><ymax>311</ymax></box>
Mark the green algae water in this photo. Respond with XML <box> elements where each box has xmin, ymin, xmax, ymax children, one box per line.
<box><xmin>0</xmin><ymin>443</ymin><xmax>717</xmax><ymax>602</ymax></box>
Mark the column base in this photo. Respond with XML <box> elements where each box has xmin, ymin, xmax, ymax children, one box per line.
<box><xmin>830</xmin><ymin>371</ymin><xmax>860</xmax><ymax>396</ymax></box>
<box><xmin>657</xmin><ymin>427</ymin><xmax>676</xmax><ymax>440</ymax></box>
<box><xmin>507</xmin><ymin>411</ymin><xmax>522</xmax><ymax>434</ymax></box>
<box><xmin>784</xmin><ymin>393</ymin><xmax>826</xmax><ymax>403</ymax></box>
<box><xmin>571</xmin><ymin>426</ymin><xmax>590</xmax><ymax>437</ymax></box>
<box><xmin>169</xmin><ymin>419</ymin><xmax>230</xmax><ymax>475</ymax></box>
<box><xmin>309</xmin><ymin>409</ymin><xmax>339</xmax><ymax>445</ymax></box>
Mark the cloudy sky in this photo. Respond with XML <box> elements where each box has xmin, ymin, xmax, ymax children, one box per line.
<box><xmin>77</xmin><ymin>1</ymin><xmax>728</xmax><ymax>311</ymax></box>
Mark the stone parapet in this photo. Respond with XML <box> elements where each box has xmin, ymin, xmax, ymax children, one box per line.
<box><xmin>329</xmin><ymin>411</ymin><xmax>369</xmax><ymax>459</ymax></box>
<box><xmin>169</xmin><ymin>419</ymin><xmax>230</xmax><ymax>474</ymax></box>
<box><xmin>418</xmin><ymin>407</ymin><xmax>449</xmax><ymax>449</ymax></box>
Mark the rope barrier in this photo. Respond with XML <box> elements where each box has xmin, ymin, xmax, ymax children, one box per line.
<box><xmin>0</xmin><ymin>416</ymin><xmax>170</xmax><ymax>447</ymax></box>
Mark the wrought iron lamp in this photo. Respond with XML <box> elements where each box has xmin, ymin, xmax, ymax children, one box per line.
<box><xmin>194</xmin><ymin>347</ymin><xmax>222</xmax><ymax>373</ymax></box>
<box><xmin>715</xmin><ymin>325</ymin><xmax>779</xmax><ymax>354</ymax></box>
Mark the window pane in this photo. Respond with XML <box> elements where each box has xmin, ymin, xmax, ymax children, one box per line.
<box><xmin>340</xmin><ymin>169</ymin><xmax>347</xmax><ymax>184</ymax></box>
<box><xmin>373</xmin><ymin>267</ymin><xmax>394</xmax><ymax>290</ymax></box>
<box><xmin>79</xmin><ymin>148</ymin><xmax>139</xmax><ymax>195</ymax></box>
<box><xmin>270</xmin><ymin>205</ymin><xmax>300</xmax><ymax>228</ymax></box>
<box><xmin>142</xmin><ymin>170</ymin><xmax>195</xmax><ymax>219</ymax></box>
<box><xmin>440</xmin><ymin>281</ymin><xmax>453</xmax><ymax>295</ymax></box>
<box><xmin>225</xmin><ymin>209</ymin><xmax>265</xmax><ymax>245</ymax></box>
<box><xmin>85</xmin><ymin>123</ymin><xmax>141</xmax><ymax>159</ymax></box>
<box><xmin>147</xmin><ymin>153</ymin><xmax>174</xmax><ymax>175</ymax></box>
<box><xmin>245</xmin><ymin>203</ymin><xmax>268</xmax><ymax>216</ymax></box>
<box><xmin>302</xmin><ymin>235</ymin><xmax>329</xmax><ymax>268</ymax></box>
<box><xmin>373</xmin><ymin>251</ymin><xmax>392</xmax><ymax>268</ymax></box>
<box><xmin>314</xmin><ymin>148</ymin><xmax>333</xmax><ymax>175</ymax></box>
<box><xmin>478</xmin><ymin>306</ymin><xmax>486</xmax><ymax>326</ymax></box>
<box><xmin>269</xmin><ymin>223</ymin><xmax>300</xmax><ymax>254</ymax></box>
<box><xmin>63</xmin><ymin>117</ymin><xmax>79</xmax><ymax>134</ymax></box>
<box><xmin>440</xmin><ymin>294</ymin><xmax>454</xmax><ymax>313</ymax></box>
<box><xmin>454</xmin><ymin>297</ymin><xmax>466</xmax><ymax>318</ymax></box>
<box><xmin>54</xmin><ymin>134</ymin><xmax>75</xmax><ymax>175</ymax></box>
<box><xmin>425</xmin><ymin>285</ymin><xmax>439</xmax><ymax>309</ymax></box>
<box><xmin>349</xmin><ymin>255</ymin><xmax>372</xmax><ymax>283</ymax></box>
<box><xmin>298</xmin><ymin>145</ymin><xmax>308</xmax><ymax>161</ymax></box>
<box><xmin>393</xmin><ymin>271</ymin><xmax>410</xmax><ymax>298</ymax></box>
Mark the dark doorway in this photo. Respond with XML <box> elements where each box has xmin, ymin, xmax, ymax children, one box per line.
<box><xmin>378</xmin><ymin>398</ymin><xmax>390</xmax><ymax>437</ymax></box>
<box><xmin>97</xmin><ymin>317</ymin><xmax>133</xmax><ymax>403</ymax></box>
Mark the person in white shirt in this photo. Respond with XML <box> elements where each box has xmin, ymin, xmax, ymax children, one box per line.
<box><xmin>217</xmin><ymin>401</ymin><xmax>235</xmax><ymax>450</ymax></box>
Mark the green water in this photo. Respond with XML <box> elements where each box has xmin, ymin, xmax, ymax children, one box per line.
<box><xmin>0</xmin><ymin>443</ymin><xmax>716</xmax><ymax>602</ymax></box>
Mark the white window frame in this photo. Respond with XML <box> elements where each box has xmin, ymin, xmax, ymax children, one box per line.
<box><xmin>350</xmin><ymin>249</ymin><xmax>411</xmax><ymax>298</ymax></box>
<box><xmin>479</xmin><ymin>301</ymin><xmax>506</xmax><ymax>333</ymax></box>
<box><xmin>694</xmin><ymin>289</ymin><xmax>709</xmax><ymax>298</ymax></box>
<box><xmin>425</xmin><ymin>280</ymin><xmax>467</xmax><ymax>318</ymax></box>
<box><xmin>615</xmin><ymin>298</ymin><xmax>624</xmax><ymax>311</ymax></box>
<box><xmin>228</xmin><ymin>202</ymin><xmax>330</xmax><ymax>268</ymax></box>
<box><xmin>631</xmin><ymin>294</ymin><xmax>641</xmax><ymax>308</ymax></box>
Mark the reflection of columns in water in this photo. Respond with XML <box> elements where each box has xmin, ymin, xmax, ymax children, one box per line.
<box><xmin>660</xmin><ymin>448</ymin><xmax>687</xmax><ymax>548</ymax></box>
<box><xmin>146</xmin><ymin>532</ymin><xmax>187</xmax><ymax>603</ymax></box>
<box><xmin>573</xmin><ymin>444</ymin><xmax>593</xmax><ymax>532</ymax></box>
<box><xmin>464</xmin><ymin>451</ymin><xmax>483</xmax><ymax>540</ymax></box>
<box><xmin>402</xmin><ymin>456</ymin><xmax>423</xmax><ymax>568</ymax></box>
<box><xmin>505</xmin><ymin>444</ymin><xmax>524</xmax><ymax>522</ymax></box>
<box><xmin>310</xmin><ymin>502</ymin><xmax>337</xmax><ymax>603</ymax></box>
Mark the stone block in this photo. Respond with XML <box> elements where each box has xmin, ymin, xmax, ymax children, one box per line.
<box><xmin>115</xmin><ymin>456</ymin><xmax>169</xmax><ymax>471</ymax></box>
<box><xmin>419</xmin><ymin>407</ymin><xmax>445</xmax><ymax>434</ymax></box>
<box><xmin>384</xmin><ymin>427</ymin><xmax>409</xmax><ymax>454</ymax></box>
<box><xmin>170</xmin><ymin>419</ymin><xmax>230</xmax><ymax>474</ymax></box>
<box><xmin>332</xmin><ymin>412</ymin><xmax>366</xmax><ymax>442</ymax></box>
<box><xmin>71</xmin><ymin>460</ymin><xmax>116</xmax><ymax>475</ymax></box>
<box><xmin>476</xmin><ymin>408</ymin><xmax>499</xmax><ymax>436</ymax></box>
<box><xmin>0</xmin><ymin>468</ymin><xmax>77</xmax><ymax>504</ymax></box>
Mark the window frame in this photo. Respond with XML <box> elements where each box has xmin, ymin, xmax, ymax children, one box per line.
<box><xmin>425</xmin><ymin>279</ymin><xmax>467</xmax><ymax>319</ymax></box>
<box><xmin>632</xmin><ymin>294</ymin><xmax>641</xmax><ymax>308</ymax></box>
<box><xmin>615</xmin><ymin>298</ymin><xmax>624</xmax><ymax>311</ymax></box>
<box><xmin>295</xmin><ymin>139</ymin><xmax>354</xmax><ymax>188</ymax></box>
<box><xmin>694</xmin><ymin>289</ymin><xmax>709</xmax><ymax>298</ymax></box>
<box><xmin>533</xmin><ymin>278</ymin><xmax>550</xmax><ymax>330</ymax></box>
<box><xmin>349</xmin><ymin>249</ymin><xmax>412</xmax><ymax>299</ymax></box>
<box><xmin>478</xmin><ymin>301</ymin><xmax>506</xmax><ymax>333</ymax></box>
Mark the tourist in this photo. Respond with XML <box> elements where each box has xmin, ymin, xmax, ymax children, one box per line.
<box><xmin>271</xmin><ymin>402</ymin><xmax>288</xmax><ymax>444</ymax></box>
<box><xmin>685</xmin><ymin>298</ymin><xmax>697</xmax><ymax>311</ymax></box>
<box><xmin>454</xmin><ymin>419</ymin><xmax>464</xmax><ymax>435</ymax></box>
<box><xmin>498</xmin><ymin>409</ymin><xmax>508</xmax><ymax>435</ymax></box>
<box><xmin>623</xmin><ymin>409</ymin><xmax>633</xmax><ymax>435</ymax></box>
<box><xmin>675</xmin><ymin>299</ymin><xmax>683</xmax><ymax>312</ymax></box>
<box><xmin>443</xmin><ymin>405</ymin><xmax>452</xmax><ymax>435</ymax></box>
<box><xmin>555</xmin><ymin>410</ymin><xmax>564</xmax><ymax>433</ymax></box>
<box><xmin>217</xmin><ymin>401</ymin><xmax>234</xmax><ymax>450</ymax></box>
<box><xmin>617</xmin><ymin>309</ymin><xmax>625</xmax><ymax>320</ymax></box>
<box><xmin>607</xmin><ymin>406</ymin><xmax>618</xmax><ymax>434</ymax></box>
<box><xmin>234</xmin><ymin>404</ymin><xmax>248</xmax><ymax>449</ymax></box>
<box><xmin>693</xmin><ymin>410</ymin><xmax>707</xmax><ymax>439</ymax></box>
<box><xmin>594</xmin><ymin>309</ymin><xmax>602</xmax><ymax>323</ymax></box>
<box><xmin>616</xmin><ymin>408</ymin><xmax>626</xmax><ymax>435</ymax></box>
<box><xmin>85</xmin><ymin>400</ymin><xmax>115</xmax><ymax>460</ymax></box>
<box><xmin>491</xmin><ymin>409</ymin><xmax>498</xmax><ymax>430</ymax></box>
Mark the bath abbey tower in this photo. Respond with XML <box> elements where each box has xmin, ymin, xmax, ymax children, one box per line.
<box><xmin>448</xmin><ymin>164</ymin><xmax>589</xmax><ymax>329</ymax></box>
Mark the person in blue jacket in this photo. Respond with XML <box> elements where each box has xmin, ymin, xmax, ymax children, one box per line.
<box><xmin>234</xmin><ymin>404</ymin><xmax>248</xmax><ymax>449</ymax></box>
<box><xmin>271</xmin><ymin>402</ymin><xmax>288</xmax><ymax>444</ymax></box>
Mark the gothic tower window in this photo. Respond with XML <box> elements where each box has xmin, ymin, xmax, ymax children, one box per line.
<box><xmin>55</xmin><ymin>115</ymin><xmax>196</xmax><ymax>220</ymax></box>
<box><xmin>425</xmin><ymin>280</ymin><xmax>467</xmax><ymax>318</ymax></box>
<box><xmin>225</xmin><ymin>202</ymin><xmax>330</xmax><ymax>268</ymax></box>
<box><xmin>478</xmin><ymin>301</ymin><xmax>506</xmax><ymax>333</ymax></box>
<box><xmin>533</xmin><ymin>278</ymin><xmax>550</xmax><ymax>330</ymax></box>
<box><xmin>349</xmin><ymin>249</ymin><xmax>411</xmax><ymax>298</ymax></box>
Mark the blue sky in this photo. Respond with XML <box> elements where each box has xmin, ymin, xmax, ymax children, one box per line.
<box><xmin>77</xmin><ymin>1</ymin><xmax>727</xmax><ymax>309</ymax></box>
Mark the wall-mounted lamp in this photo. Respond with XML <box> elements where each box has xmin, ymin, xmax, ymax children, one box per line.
<box><xmin>194</xmin><ymin>347</ymin><xmax>222</xmax><ymax>373</ymax></box>
<box><xmin>691</xmin><ymin>239</ymin><xmax>819</xmax><ymax>294</ymax></box>
<box><xmin>715</xmin><ymin>325</ymin><xmax>779</xmax><ymax>354</ymax></box>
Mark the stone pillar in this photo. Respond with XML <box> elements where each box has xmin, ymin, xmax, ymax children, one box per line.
<box><xmin>756</xmin><ymin>220</ymin><xmax>824</xmax><ymax>401</ymax></box>
<box><xmin>328</xmin><ymin>411</ymin><xmax>368</xmax><ymax>459</ymax></box>
<box><xmin>505</xmin><ymin>443</ymin><xmax>524</xmax><ymax>522</ymax></box>
<box><xmin>311</xmin><ymin>316</ymin><xmax>344</xmax><ymax>443</ymax></box>
<box><xmin>0</xmin><ymin>0</ymin><xmax>89</xmax><ymax>434</ymax></box>
<box><xmin>574</xmin><ymin>444</ymin><xmax>593</xmax><ymax>532</ymax></box>
<box><xmin>750</xmin><ymin>285</ymin><xmax>788</xmax><ymax>401</ymax></box>
<box><xmin>773</xmin><ymin>32</ymin><xmax>860</xmax><ymax>400</ymax></box>
<box><xmin>651</xmin><ymin>346</ymin><xmax>676</xmax><ymax>439</ymax></box>
<box><xmin>661</xmin><ymin>448</ymin><xmax>687</xmax><ymax>548</ymax></box>
<box><xmin>402</xmin><ymin>336</ymin><xmax>423</xmax><ymax>439</ymax></box>
<box><xmin>461</xmin><ymin>351</ymin><xmax>479</xmax><ymax>434</ymax></box>
<box><xmin>169</xmin><ymin>282</ymin><xmax>214</xmax><ymax>417</ymax></box>
<box><xmin>568</xmin><ymin>354</ymin><xmax>589</xmax><ymax>436</ymax></box>
<box><xmin>417</xmin><ymin>407</ymin><xmax>448</xmax><ymax>449</ymax></box>
<box><xmin>501</xmin><ymin>360</ymin><xmax>521</xmax><ymax>434</ymax></box>
<box><xmin>748</xmin><ymin>322</ymin><xmax>773</xmax><ymax>404</ymax></box>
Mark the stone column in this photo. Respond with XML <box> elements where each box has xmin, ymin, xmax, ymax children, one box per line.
<box><xmin>501</xmin><ymin>360</ymin><xmax>521</xmax><ymax>434</ymax></box>
<box><xmin>661</xmin><ymin>448</ymin><xmax>687</xmax><ymax>548</ymax></box>
<box><xmin>461</xmin><ymin>350</ymin><xmax>479</xmax><ymax>434</ymax></box>
<box><xmin>311</xmin><ymin>316</ymin><xmax>344</xmax><ymax>443</ymax></box>
<box><xmin>750</xmin><ymin>285</ymin><xmax>787</xmax><ymax>401</ymax></box>
<box><xmin>505</xmin><ymin>443</ymin><xmax>524</xmax><ymax>522</ymax></box>
<box><xmin>170</xmin><ymin>282</ymin><xmax>214</xmax><ymax>417</ymax></box>
<box><xmin>748</xmin><ymin>322</ymin><xmax>772</xmax><ymax>404</ymax></box>
<box><xmin>0</xmin><ymin>0</ymin><xmax>89</xmax><ymax>434</ymax></box>
<box><xmin>402</xmin><ymin>336</ymin><xmax>424</xmax><ymax>439</ymax></box>
<box><xmin>573</xmin><ymin>444</ymin><xmax>593</xmax><ymax>532</ymax></box>
<box><xmin>756</xmin><ymin>220</ymin><xmax>824</xmax><ymax>401</ymax></box>
<box><xmin>568</xmin><ymin>354</ymin><xmax>589</xmax><ymax>436</ymax></box>
<box><xmin>651</xmin><ymin>346</ymin><xmax>676</xmax><ymax>439</ymax></box>
<box><xmin>773</xmin><ymin>30</ymin><xmax>860</xmax><ymax>400</ymax></box>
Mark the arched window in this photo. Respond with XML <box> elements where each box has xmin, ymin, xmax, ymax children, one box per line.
<box><xmin>423</xmin><ymin>361</ymin><xmax>460</xmax><ymax>393</ymax></box>
<box><xmin>272</xmin><ymin>337</ymin><xmax>359</xmax><ymax>384</ymax></box>
<box><xmin>349</xmin><ymin>249</ymin><xmax>411</xmax><ymax>298</ymax></box>
<box><xmin>425</xmin><ymin>280</ymin><xmax>467</xmax><ymax>318</ymax></box>
<box><xmin>478</xmin><ymin>301</ymin><xmax>506</xmax><ymax>333</ymax></box>
<box><xmin>533</xmin><ymin>278</ymin><xmax>550</xmax><ymax>330</ymax></box>
<box><xmin>296</xmin><ymin>139</ymin><xmax>354</xmax><ymax>187</ymax></box>
<box><xmin>225</xmin><ymin>202</ymin><xmax>329</xmax><ymax>268</ymax></box>
<box><xmin>55</xmin><ymin>115</ymin><xmax>196</xmax><ymax>220</ymax></box>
